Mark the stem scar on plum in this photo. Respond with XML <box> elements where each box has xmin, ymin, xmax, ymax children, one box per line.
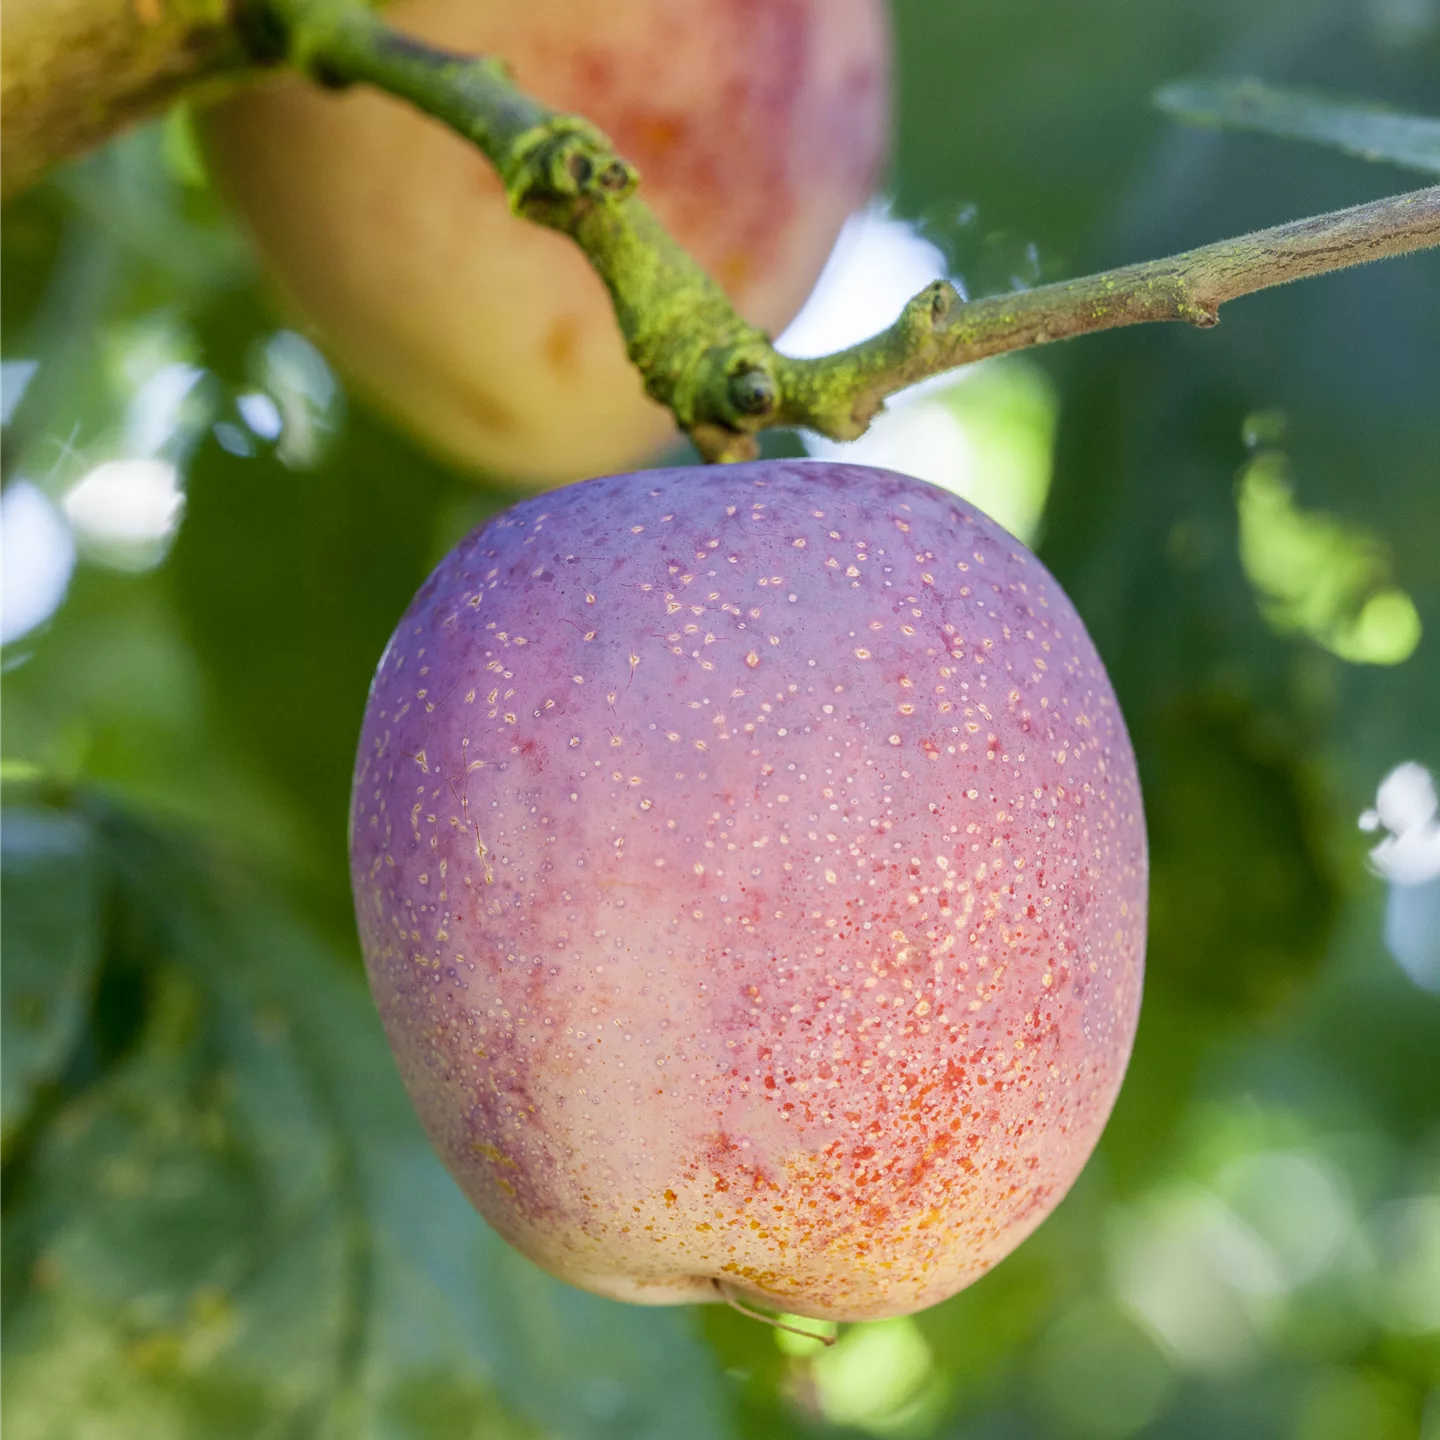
<box><xmin>712</xmin><ymin>1279</ymin><xmax>837</xmax><ymax>1346</ymax></box>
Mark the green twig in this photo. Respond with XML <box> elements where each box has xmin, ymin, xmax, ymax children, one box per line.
<box><xmin>773</xmin><ymin>186</ymin><xmax>1440</xmax><ymax>440</ymax></box>
<box><xmin>254</xmin><ymin>0</ymin><xmax>1440</xmax><ymax>463</ymax></box>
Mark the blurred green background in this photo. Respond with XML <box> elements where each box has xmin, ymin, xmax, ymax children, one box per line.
<box><xmin>3</xmin><ymin>0</ymin><xmax>1438</xmax><ymax>1436</ymax></box>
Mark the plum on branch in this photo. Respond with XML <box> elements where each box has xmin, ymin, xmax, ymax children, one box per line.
<box><xmin>350</xmin><ymin>461</ymin><xmax>1147</xmax><ymax>1321</ymax></box>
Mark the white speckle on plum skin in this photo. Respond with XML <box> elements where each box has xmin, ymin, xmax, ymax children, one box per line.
<box><xmin>349</xmin><ymin>461</ymin><xmax>1147</xmax><ymax>1322</ymax></box>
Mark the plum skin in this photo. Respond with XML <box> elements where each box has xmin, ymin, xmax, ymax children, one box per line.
<box><xmin>350</xmin><ymin>460</ymin><xmax>1147</xmax><ymax>1322</ymax></box>
<box><xmin>205</xmin><ymin>0</ymin><xmax>889</xmax><ymax>484</ymax></box>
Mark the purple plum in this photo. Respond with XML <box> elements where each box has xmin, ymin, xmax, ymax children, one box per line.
<box><xmin>350</xmin><ymin>460</ymin><xmax>1146</xmax><ymax>1321</ymax></box>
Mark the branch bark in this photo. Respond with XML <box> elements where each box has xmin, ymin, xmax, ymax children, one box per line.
<box><xmin>774</xmin><ymin>187</ymin><xmax>1440</xmax><ymax>444</ymax></box>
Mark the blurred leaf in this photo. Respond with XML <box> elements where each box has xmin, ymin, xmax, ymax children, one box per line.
<box><xmin>1</xmin><ymin>793</ymin><xmax>733</xmax><ymax>1440</ymax></box>
<box><xmin>3</xmin><ymin>124</ymin><xmax>249</xmax><ymax>486</ymax></box>
<box><xmin>2</xmin><ymin>960</ymin><xmax>351</xmax><ymax>1438</ymax></box>
<box><xmin>1</xmin><ymin>216</ymin><xmax>119</xmax><ymax>481</ymax></box>
<box><xmin>55</xmin><ymin>126</ymin><xmax>252</xmax><ymax>301</ymax></box>
<box><xmin>0</xmin><ymin>183</ymin><xmax>69</xmax><ymax>359</ymax></box>
<box><xmin>890</xmin><ymin>0</ymin><xmax>1326</xmax><ymax>275</ymax></box>
<box><xmin>1090</xmin><ymin>688</ymin><xmax>1340</xmax><ymax>1192</ymax></box>
<box><xmin>1</xmin><ymin>807</ymin><xmax>104</xmax><ymax>1153</ymax></box>
<box><xmin>1156</xmin><ymin>78</ymin><xmax>1440</xmax><ymax>176</ymax></box>
<box><xmin>1</xmin><ymin>564</ymin><xmax>310</xmax><ymax>881</ymax></box>
<box><xmin>1146</xmin><ymin>691</ymin><xmax>1337</xmax><ymax>1014</ymax></box>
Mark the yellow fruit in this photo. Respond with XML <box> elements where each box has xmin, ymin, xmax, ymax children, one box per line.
<box><xmin>206</xmin><ymin>0</ymin><xmax>890</xmax><ymax>482</ymax></box>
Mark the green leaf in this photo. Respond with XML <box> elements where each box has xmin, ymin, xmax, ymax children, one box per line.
<box><xmin>1145</xmin><ymin>692</ymin><xmax>1338</xmax><ymax>1015</ymax></box>
<box><xmin>1</xmin><ymin>806</ymin><xmax>104</xmax><ymax>1152</ymax></box>
<box><xmin>2</xmin><ymin>810</ymin><xmax>360</xmax><ymax>1437</ymax></box>
<box><xmin>1156</xmin><ymin>78</ymin><xmax>1440</xmax><ymax>176</ymax></box>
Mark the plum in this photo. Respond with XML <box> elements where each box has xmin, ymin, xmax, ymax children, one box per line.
<box><xmin>350</xmin><ymin>460</ymin><xmax>1146</xmax><ymax>1322</ymax></box>
<box><xmin>206</xmin><ymin>0</ymin><xmax>889</xmax><ymax>483</ymax></box>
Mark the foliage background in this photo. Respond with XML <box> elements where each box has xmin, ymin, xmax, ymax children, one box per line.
<box><xmin>3</xmin><ymin>0</ymin><xmax>1438</xmax><ymax>1436</ymax></box>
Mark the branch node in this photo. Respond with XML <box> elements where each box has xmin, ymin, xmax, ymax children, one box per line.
<box><xmin>904</xmin><ymin>278</ymin><xmax>962</xmax><ymax>339</ymax></box>
<box><xmin>310</xmin><ymin>57</ymin><xmax>352</xmax><ymax>90</ymax></box>
<box><xmin>232</xmin><ymin>0</ymin><xmax>290</xmax><ymax>66</ymax></box>
<box><xmin>927</xmin><ymin>278</ymin><xmax>961</xmax><ymax>327</ymax></box>
<box><xmin>727</xmin><ymin>361</ymin><xmax>779</xmax><ymax>419</ymax></box>
<box><xmin>508</xmin><ymin>121</ymin><xmax>639</xmax><ymax>217</ymax></box>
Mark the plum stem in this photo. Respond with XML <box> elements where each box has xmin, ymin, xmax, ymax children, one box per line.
<box><xmin>243</xmin><ymin>0</ymin><xmax>1439</xmax><ymax>462</ymax></box>
<box><xmin>711</xmin><ymin>1279</ymin><xmax>838</xmax><ymax>1347</ymax></box>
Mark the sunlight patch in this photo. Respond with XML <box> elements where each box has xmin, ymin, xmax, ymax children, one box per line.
<box><xmin>63</xmin><ymin>458</ymin><xmax>184</xmax><ymax>571</ymax></box>
<box><xmin>1360</xmin><ymin>762</ymin><xmax>1440</xmax><ymax>991</ymax></box>
<box><xmin>1236</xmin><ymin>443</ymin><xmax>1420</xmax><ymax>665</ymax></box>
<box><xmin>2</xmin><ymin>481</ymin><xmax>75</xmax><ymax>644</ymax></box>
<box><xmin>779</xmin><ymin>1314</ymin><xmax>942</xmax><ymax>1433</ymax></box>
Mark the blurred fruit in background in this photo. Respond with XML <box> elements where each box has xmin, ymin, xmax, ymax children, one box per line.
<box><xmin>205</xmin><ymin>0</ymin><xmax>890</xmax><ymax>483</ymax></box>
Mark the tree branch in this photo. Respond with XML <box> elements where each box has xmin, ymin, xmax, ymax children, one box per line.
<box><xmin>773</xmin><ymin>186</ymin><xmax>1440</xmax><ymax>443</ymax></box>
<box><xmin>8</xmin><ymin>0</ymin><xmax>1436</xmax><ymax>464</ymax></box>
<box><xmin>259</xmin><ymin>1</ymin><xmax>1440</xmax><ymax>461</ymax></box>
<box><xmin>266</xmin><ymin>0</ymin><xmax>779</xmax><ymax>460</ymax></box>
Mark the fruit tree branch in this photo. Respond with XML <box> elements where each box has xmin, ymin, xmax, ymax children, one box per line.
<box><xmin>772</xmin><ymin>186</ymin><xmax>1440</xmax><ymax>444</ymax></box>
<box><xmin>255</xmin><ymin>0</ymin><xmax>1440</xmax><ymax>461</ymax></box>
<box><xmin>8</xmin><ymin>0</ymin><xmax>1436</xmax><ymax>461</ymax></box>
<box><xmin>260</xmin><ymin>0</ymin><xmax>782</xmax><ymax>461</ymax></box>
